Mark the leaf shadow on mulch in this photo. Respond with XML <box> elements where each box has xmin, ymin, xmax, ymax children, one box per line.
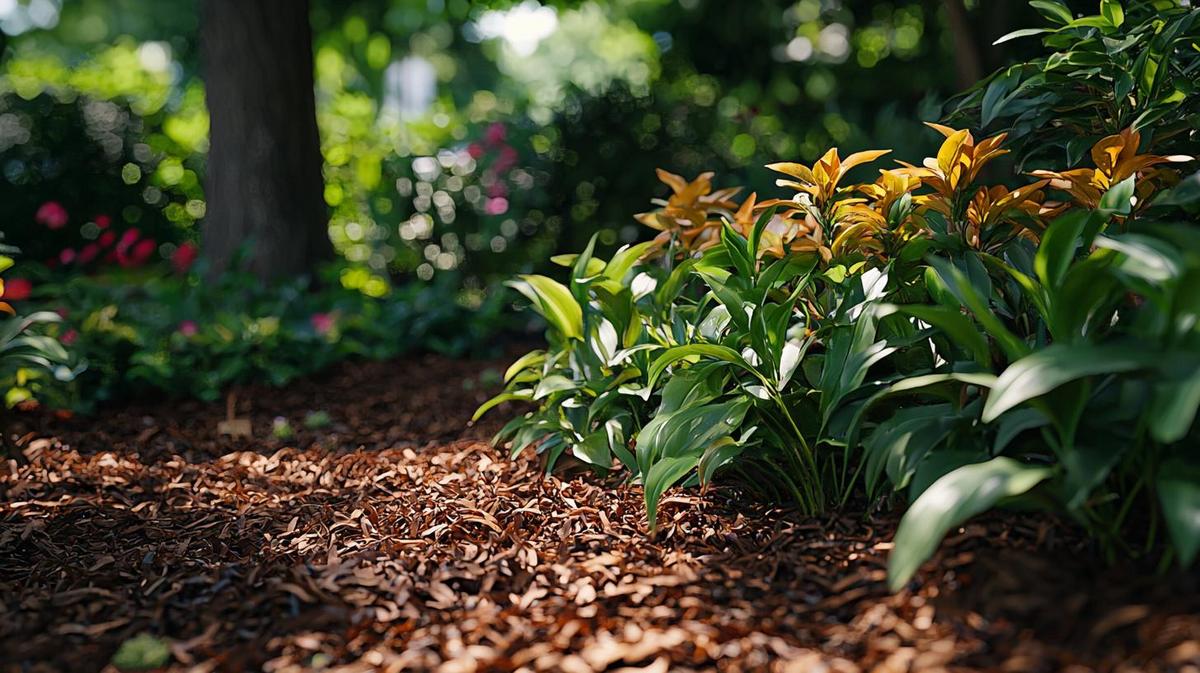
<box><xmin>3</xmin><ymin>355</ymin><xmax>1199</xmax><ymax>672</ymax></box>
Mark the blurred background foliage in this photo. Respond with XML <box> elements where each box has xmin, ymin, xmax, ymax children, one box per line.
<box><xmin>1</xmin><ymin>0</ymin><xmax>1052</xmax><ymax>296</ymax></box>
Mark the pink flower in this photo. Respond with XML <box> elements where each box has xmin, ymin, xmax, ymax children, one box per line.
<box><xmin>493</xmin><ymin>146</ymin><xmax>519</xmax><ymax>174</ymax></box>
<box><xmin>98</xmin><ymin>231</ymin><xmax>116</xmax><ymax>247</ymax></box>
<box><xmin>467</xmin><ymin>143</ymin><xmax>485</xmax><ymax>159</ymax></box>
<box><xmin>78</xmin><ymin>243</ymin><xmax>101</xmax><ymax>265</ymax></box>
<box><xmin>36</xmin><ymin>202</ymin><xmax>68</xmax><ymax>230</ymax></box>
<box><xmin>95</xmin><ymin>214</ymin><xmax>111</xmax><ymax>229</ymax></box>
<box><xmin>485</xmin><ymin>122</ymin><xmax>506</xmax><ymax>146</ymax></box>
<box><xmin>178</xmin><ymin>320</ymin><xmax>198</xmax><ymax>337</ymax></box>
<box><xmin>2</xmin><ymin>278</ymin><xmax>32</xmax><ymax>301</ymax></box>
<box><xmin>61</xmin><ymin>329</ymin><xmax>78</xmax><ymax>346</ymax></box>
<box><xmin>59</xmin><ymin>248</ymin><xmax>77</xmax><ymax>265</ymax></box>
<box><xmin>115</xmin><ymin>229</ymin><xmax>155</xmax><ymax>268</ymax></box>
<box><xmin>485</xmin><ymin>197</ymin><xmax>509</xmax><ymax>216</ymax></box>
<box><xmin>488</xmin><ymin>181</ymin><xmax>508</xmax><ymax>198</ymax></box>
<box><xmin>171</xmin><ymin>242</ymin><xmax>198</xmax><ymax>274</ymax></box>
<box><xmin>310</xmin><ymin>312</ymin><xmax>335</xmax><ymax>335</ymax></box>
<box><xmin>116</xmin><ymin>228</ymin><xmax>140</xmax><ymax>253</ymax></box>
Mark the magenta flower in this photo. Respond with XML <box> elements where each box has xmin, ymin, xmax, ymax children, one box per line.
<box><xmin>485</xmin><ymin>197</ymin><xmax>509</xmax><ymax>216</ymax></box>
<box><xmin>493</xmin><ymin>146</ymin><xmax>519</xmax><ymax>174</ymax></box>
<box><xmin>130</xmin><ymin>239</ymin><xmax>156</xmax><ymax>266</ymax></box>
<box><xmin>58</xmin><ymin>248</ymin><xmax>77</xmax><ymax>265</ymax></box>
<box><xmin>467</xmin><ymin>143</ymin><xmax>485</xmax><ymax>159</ymax></box>
<box><xmin>98</xmin><ymin>231</ymin><xmax>117</xmax><ymax>247</ymax></box>
<box><xmin>171</xmin><ymin>242</ymin><xmax>198</xmax><ymax>274</ymax></box>
<box><xmin>36</xmin><ymin>202</ymin><xmax>68</xmax><ymax>230</ymax></box>
<box><xmin>95</xmin><ymin>214</ymin><xmax>111</xmax><ymax>229</ymax></box>
<box><xmin>310</xmin><ymin>312</ymin><xmax>335</xmax><ymax>335</ymax></box>
<box><xmin>78</xmin><ymin>243</ymin><xmax>101</xmax><ymax>265</ymax></box>
<box><xmin>485</xmin><ymin>122</ymin><xmax>506</xmax><ymax>146</ymax></box>
<box><xmin>178</xmin><ymin>320</ymin><xmax>199</xmax><ymax>337</ymax></box>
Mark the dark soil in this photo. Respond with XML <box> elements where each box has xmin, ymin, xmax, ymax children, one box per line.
<box><xmin>2</xmin><ymin>354</ymin><xmax>1198</xmax><ymax>672</ymax></box>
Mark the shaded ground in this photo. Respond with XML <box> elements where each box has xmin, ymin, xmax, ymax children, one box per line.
<box><xmin>2</xmin><ymin>355</ymin><xmax>1199</xmax><ymax>673</ymax></box>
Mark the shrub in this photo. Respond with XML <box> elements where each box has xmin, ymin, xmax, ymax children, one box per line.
<box><xmin>480</xmin><ymin>1</ymin><xmax>1200</xmax><ymax>582</ymax></box>
<box><xmin>22</xmin><ymin>264</ymin><xmax>510</xmax><ymax>411</ymax></box>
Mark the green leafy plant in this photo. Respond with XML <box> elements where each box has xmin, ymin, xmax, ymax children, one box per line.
<box><xmin>949</xmin><ymin>0</ymin><xmax>1200</xmax><ymax>169</ymax></box>
<box><xmin>0</xmin><ymin>239</ymin><xmax>82</xmax><ymax>416</ymax></box>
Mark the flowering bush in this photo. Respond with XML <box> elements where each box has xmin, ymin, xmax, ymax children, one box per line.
<box><xmin>29</xmin><ymin>266</ymin><xmax>511</xmax><ymax>410</ymax></box>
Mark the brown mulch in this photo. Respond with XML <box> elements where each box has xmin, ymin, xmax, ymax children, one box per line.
<box><xmin>2</xmin><ymin>354</ymin><xmax>1199</xmax><ymax>673</ymax></box>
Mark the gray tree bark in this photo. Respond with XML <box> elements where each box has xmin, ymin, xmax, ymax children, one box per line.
<box><xmin>200</xmin><ymin>0</ymin><xmax>331</xmax><ymax>282</ymax></box>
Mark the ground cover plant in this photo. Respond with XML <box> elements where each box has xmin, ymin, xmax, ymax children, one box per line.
<box><xmin>480</xmin><ymin>0</ymin><xmax>1200</xmax><ymax>590</ymax></box>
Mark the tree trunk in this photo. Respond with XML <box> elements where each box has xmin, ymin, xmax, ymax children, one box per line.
<box><xmin>942</xmin><ymin>0</ymin><xmax>983</xmax><ymax>91</ymax></box>
<box><xmin>200</xmin><ymin>0</ymin><xmax>331</xmax><ymax>282</ymax></box>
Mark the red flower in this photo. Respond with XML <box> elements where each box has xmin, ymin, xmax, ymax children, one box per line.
<box><xmin>115</xmin><ymin>229</ymin><xmax>155</xmax><ymax>268</ymax></box>
<box><xmin>310</xmin><ymin>312</ymin><xmax>335</xmax><ymax>335</ymax></box>
<box><xmin>467</xmin><ymin>143</ymin><xmax>485</xmax><ymax>159</ymax></box>
<box><xmin>98</xmin><ymin>231</ymin><xmax>117</xmax><ymax>247</ymax></box>
<box><xmin>116</xmin><ymin>228</ymin><xmax>140</xmax><ymax>252</ymax></box>
<box><xmin>124</xmin><ymin>239</ymin><xmax>156</xmax><ymax>267</ymax></box>
<box><xmin>36</xmin><ymin>202</ymin><xmax>68</xmax><ymax>230</ymax></box>
<box><xmin>59</xmin><ymin>248</ymin><xmax>77</xmax><ymax>265</ymax></box>
<box><xmin>172</xmin><ymin>242</ymin><xmax>198</xmax><ymax>274</ymax></box>
<box><xmin>178</xmin><ymin>320</ymin><xmax>199</xmax><ymax>337</ymax></box>
<box><xmin>485</xmin><ymin>122</ymin><xmax>507</xmax><ymax>146</ymax></box>
<box><xmin>78</xmin><ymin>243</ymin><xmax>101</xmax><ymax>265</ymax></box>
<box><xmin>95</xmin><ymin>214</ymin><xmax>111</xmax><ymax>229</ymax></box>
<box><xmin>2</xmin><ymin>277</ymin><xmax>32</xmax><ymax>301</ymax></box>
<box><xmin>61</xmin><ymin>329</ymin><xmax>78</xmax><ymax>346</ymax></box>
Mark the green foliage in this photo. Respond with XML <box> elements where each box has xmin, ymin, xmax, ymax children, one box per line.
<box><xmin>0</xmin><ymin>237</ymin><xmax>82</xmax><ymax>412</ymax></box>
<box><xmin>951</xmin><ymin>0</ymin><xmax>1200</xmax><ymax>169</ymax></box>
<box><xmin>483</xmin><ymin>0</ymin><xmax>1200</xmax><ymax>584</ymax></box>
<box><xmin>23</xmin><ymin>265</ymin><xmax>507</xmax><ymax>410</ymax></box>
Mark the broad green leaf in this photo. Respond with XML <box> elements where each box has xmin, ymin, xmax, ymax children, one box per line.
<box><xmin>927</xmin><ymin>257</ymin><xmax>1028</xmax><ymax>362</ymax></box>
<box><xmin>636</xmin><ymin>398</ymin><xmax>751</xmax><ymax>470</ymax></box>
<box><xmin>982</xmin><ymin>344</ymin><xmax>1162</xmax><ymax>422</ymax></box>
<box><xmin>472</xmin><ymin>391</ymin><xmax>533</xmax><ymax>422</ymax></box>
<box><xmin>1029</xmin><ymin>0</ymin><xmax>1074</xmax><ymax>25</ymax></box>
<box><xmin>1100</xmin><ymin>0</ymin><xmax>1123</xmax><ymax>27</ymax></box>
<box><xmin>748</xmin><ymin>205</ymin><xmax>778</xmax><ymax>261</ymax></box>
<box><xmin>551</xmin><ymin>254</ymin><xmax>606</xmax><ymax>276</ymax></box>
<box><xmin>889</xmin><ymin>457</ymin><xmax>1053</xmax><ymax>590</ymax></box>
<box><xmin>1035</xmin><ymin>210</ymin><xmax>1088</xmax><ymax>290</ymax></box>
<box><xmin>1150</xmin><ymin>367</ymin><xmax>1200</xmax><ymax>444</ymax></box>
<box><xmin>1094</xmin><ymin>233</ymin><xmax>1183</xmax><ymax>284</ymax></box>
<box><xmin>534</xmin><ymin>374</ymin><xmax>577</xmax><ymax>400</ymax></box>
<box><xmin>1099</xmin><ymin>174</ymin><xmax>1136</xmax><ymax>216</ymax></box>
<box><xmin>604</xmin><ymin>241</ymin><xmax>659</xmax><ymax>282</ymax></box>
<box><xmin>507</xmin><ymin>275</ymin><xmax>584</xmax><ymax>340</ymax></box>
<box><xmin>993</xmin><ymin>28</ymin><xmax>1052</xmax><ymax>46</ymax></box>
<box><xmin>504</xmin><ymin>350</ymin><xmax>546</xmax><ymax>383</ymax></box>
<box><xmin>646</xmin><ymin>343</ymin><xmax>755</xmax><ymax>390</ymax></box>
<box><xmin>644</xmin><ymin>455</ymin><xmax>700</xmax><ymax>534</ymax></box>
<box><xmin>1158</xmin><ymin>459</ymin><xmax>1200</xmax><ymax>566</ymax></box>
<box><xmin>884</xmin><ymin>304</ymin><xmax>991</xmax><ymax>367</ymax></box>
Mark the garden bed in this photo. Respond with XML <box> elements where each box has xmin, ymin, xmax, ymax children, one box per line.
<box><xmin>2</xmin><ymin>355</ymin><xmax>1198</xmax><ymax>672</ymax></box>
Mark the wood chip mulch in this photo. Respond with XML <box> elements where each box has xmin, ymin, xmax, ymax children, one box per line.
<box><xmin>2</xmin><ymin>354</ymin><xmax>1199</xmax><ymax>673</ymax></box>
